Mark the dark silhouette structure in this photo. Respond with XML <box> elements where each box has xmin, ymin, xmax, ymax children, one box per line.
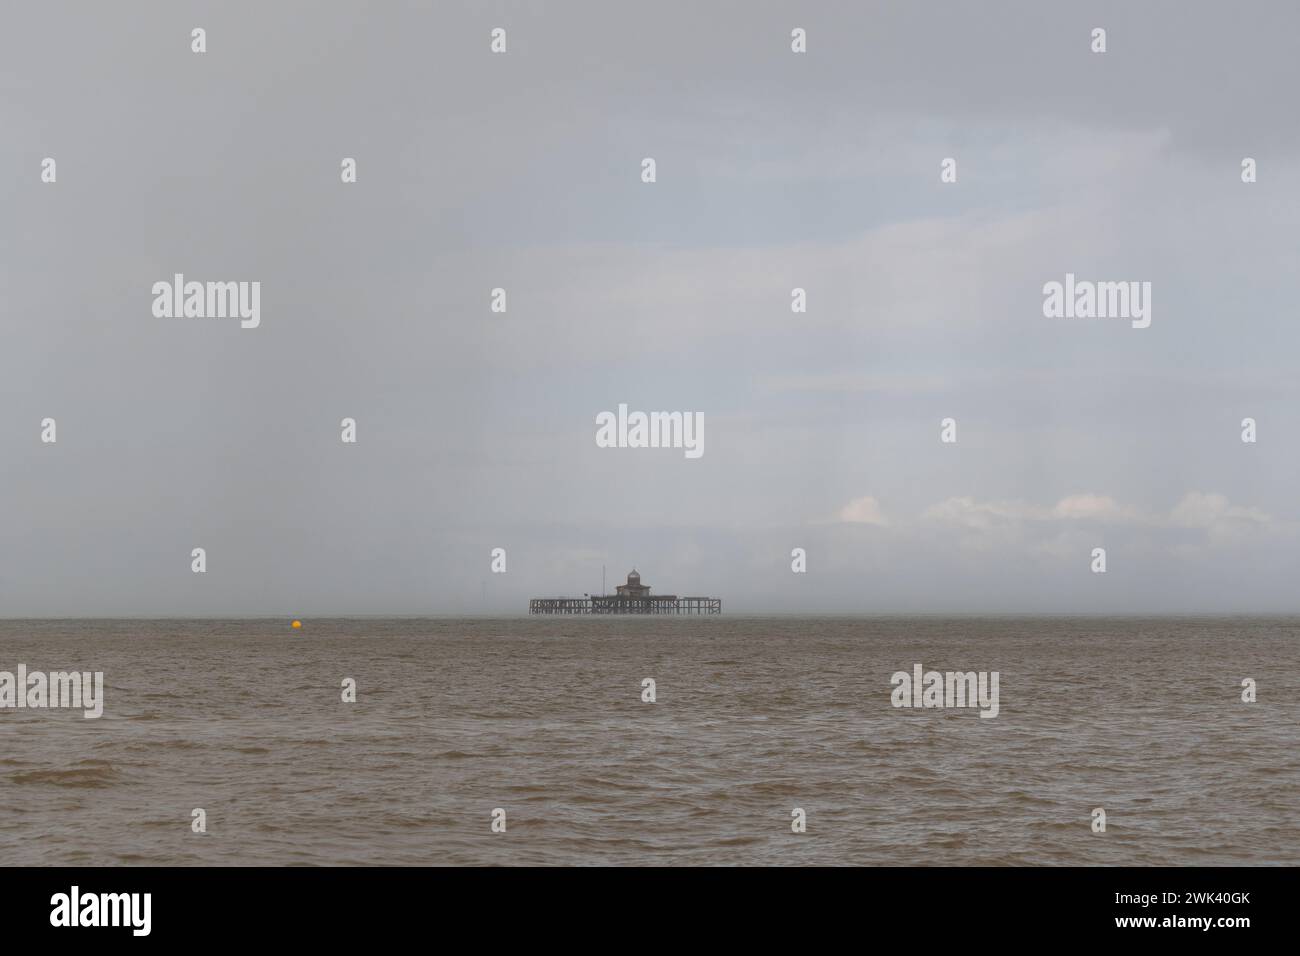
<box><xmin>529</xmin><ymin>569</ymin><xmax>721</xmax><ymax>614</ymax></box>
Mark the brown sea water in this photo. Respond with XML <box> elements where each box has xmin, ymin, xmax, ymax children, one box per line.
<box><xmin>0</xmin><ymin>617</ymin><xmax>1296</xmax><ymax>866</ymax></box>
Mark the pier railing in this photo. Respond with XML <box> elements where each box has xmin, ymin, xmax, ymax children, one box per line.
<box><xmin>528</xmin><ymin>596</ymin><xmax>721</xmax><ymax>615</ymax></box>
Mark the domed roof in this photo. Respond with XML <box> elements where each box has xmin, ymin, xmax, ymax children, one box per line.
<box><xmin>627</xmin><ymin>569</ymin><xmax>641</xmax><ymax>584</ymax></box>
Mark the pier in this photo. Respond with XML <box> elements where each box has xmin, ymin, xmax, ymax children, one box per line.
<box><xmin>529</xmin><ymin>570</ymin><xmax>721</xmax><ymax>615</ymax></box>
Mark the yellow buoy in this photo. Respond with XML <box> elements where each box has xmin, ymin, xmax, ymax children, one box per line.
<box><xmin>291</xmin><ymin>620</ymin><xmax>302</xmax><ymax>629</ymax></box>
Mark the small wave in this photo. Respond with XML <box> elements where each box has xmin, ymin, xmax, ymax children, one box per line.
<box><xmin>711</xmin><ymin>835</ymin><xmax>764</xmax><ymax>847</ymax></box>
<box><xmin>8</xmin><ymin>761</ymin><xmax>121</xmax><ymax>788</ymax></box>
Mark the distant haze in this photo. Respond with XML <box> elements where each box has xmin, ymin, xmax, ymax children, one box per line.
<box><xmin>2</xmin><ymin>2</ymin><xmax>1298</xmax><ymax>615</ymax></box>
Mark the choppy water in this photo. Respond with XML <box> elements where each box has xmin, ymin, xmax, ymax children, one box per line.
<box><xmin>0</xmin><ymin>617</ymin><xmax>1296</xmax><ymax>866</ymax></box>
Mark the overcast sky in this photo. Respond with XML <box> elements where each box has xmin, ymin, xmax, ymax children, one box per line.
<box><xmin>2</xmin><ymin>1</ymin><xmax>1299</xmax><ymax>615</ymax></box>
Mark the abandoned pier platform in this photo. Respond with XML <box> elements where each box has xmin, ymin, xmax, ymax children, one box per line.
<box><xmin>529</xmin><ymin>569</ymin><xmax>721</xmax><ymax>615</ymax></box>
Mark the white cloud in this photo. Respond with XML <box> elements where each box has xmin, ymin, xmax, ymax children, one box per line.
<box><xmin>920</xmin><ymin>496</ymin><xmax>1038</xmax><ymax>530</ymax></box>
<box><xmin>1050</xmin><ymin>494</ymin><xmax>1140</xmax><ymax>523</ymax></box>
<box><xmin>920</xmin><ymin>491</ymin><xmax>1273</xmax><ymax>542</ymax></box>
<box><xmin>838</xmin><ymin>496</ymin><xmax>889</xmax><ymax>526</ymax></box>
<box><xmin>1169</xmin><ymin>492</ymin><xmax>1271</xmax><ymax>536</ymax></box>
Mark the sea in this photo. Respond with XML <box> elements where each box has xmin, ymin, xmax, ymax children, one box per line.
<box><xmin>1</xmin><ymin>617</ymin><xmax>1296</xmax><ymax>866</ymax></box>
